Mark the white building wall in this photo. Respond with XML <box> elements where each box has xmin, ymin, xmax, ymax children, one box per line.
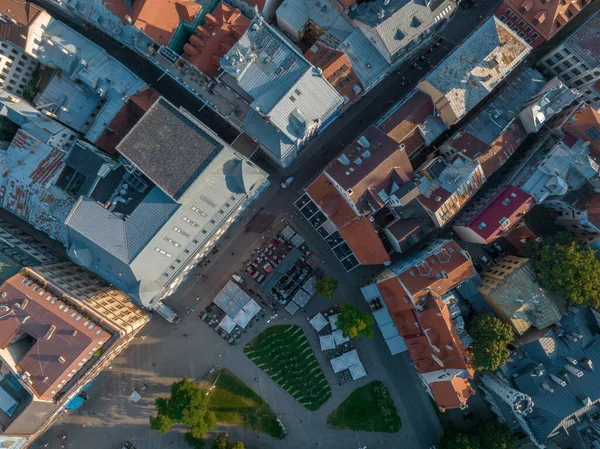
<box><xmin>0</xmin><ymin>41</ymin><xmax>38</xmax><ymax>97</ymax></box>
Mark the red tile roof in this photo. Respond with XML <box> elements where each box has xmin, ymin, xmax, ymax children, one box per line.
<box><xmin>464</xmin><ymin>186</ymin><xmax>534</xmax><ymax>244</ymax></box>
<box><xmin>429</xmin><ymin>376</ymin><xmax>473</xmax><ymax>411</ymax></box>
<box><xmin>306</xmin><ymin>174</ymin><xmax>357</xmax><ymax>229</ymax></box>
<box><xmin>325</xmin><ymin>126</ymin><xmax>414</xmax><ymax>205</ymax></box>
<box><xmin>477</xmin><ymin>122</ymin><xmax>528</xmax><ymax>178</ymax></box>
<box><xmin>182</xmin><ymin>3</ymin><xmax>249</xmax><ymax>79</ymax></box>
<box><xmin>447</xmin><ymin>133</ymin><xmax>490</xmax><ymax>159</ymax></box>
<box><xmin>0</xmin><ymin>0</ymin><xmax>44</xmax><ymax>48</ymax></box>
<box><xmin>396</xmin><ymin>241</ymin><xmax>476</xmax><ymax>300</ymax></box>
<box><xmin>378</xmin><ymin>91</ymin><xmax>433</xmax><ymax>144</ymax></box>
<box><xmin>0</xmin><ymin>274</ymin><xmax>111</xmax><ymax>401</ymax></box>
<box><xmin>505</xmin><ymin>222</ymin><xmax>539</xmax><ymax>250</ymax></box>
<box><xmin>96</xmin><ymin>88</ymin><xmax>160</xmax><ymax>155</ymax></box>
<box><xmin>503</xmin><ymin>0</ymin><xmax>592</xmax><ymax>41</ymax></box>
<box><xmin>305</xmin><ymin>44</ymin><xmax>362</xmax><ymax>110</ymax></box>
<box><xmin>130</xmin><ymin>0</ymin><xmax>201</xmax><ymax>46</ymax></box>
<box><xmin>562</xmin><ymin>103</ymin><xmax>600</xmax><ymax>157</ymax></box>
<box><xmin>339</xmin><ymin>218</ymin><xmax>390</xmax><ymax>265</ymax></box>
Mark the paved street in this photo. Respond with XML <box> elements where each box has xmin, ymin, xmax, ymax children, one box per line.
<box><xmin>29</xmin><ymin>1</ymin><xmax>519</xmax><ymax>449</ymax></box>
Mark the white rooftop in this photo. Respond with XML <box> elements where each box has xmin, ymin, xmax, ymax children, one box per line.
<box><xmin>310</xmin><ymin>313</ymin><xmax>329</xmax><ymax>331</ymax></box>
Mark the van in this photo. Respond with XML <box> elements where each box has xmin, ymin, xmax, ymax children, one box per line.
<box><xmin>155</xmin><ymin>303</ymin><xmax>180</xmax><ymax>324</ymax></box>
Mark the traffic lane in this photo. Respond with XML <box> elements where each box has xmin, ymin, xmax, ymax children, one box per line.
<box><xmin>32</xmin><ymin>0</ymin><xmax>239</xmax><ymax>144</ymax></box>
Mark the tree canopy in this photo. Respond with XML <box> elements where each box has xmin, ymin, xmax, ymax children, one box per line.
<box><xmin>534</xmin><ymin>232</ymin><xmax>600</xmax><ymax>308</ymax></box>
<box><xmin>439</xmin><ymin>421</ymin><xmax>515</xmax><ymax>449</ymax></box>
<box><xmin>316</xmin><ymin>277</ymin><xmax>338</xmax><ymax>300</ymax></box>
<box><xmin>469</xmin><ymin>314</ymin><xmax>513</xmax><ymax>372</ymax></box>
<box><xmin>211</xmin><ymin>436</ymin><xmax>244</xmax><ymax>449</ymax></box>
<box><xmin>337</xmin><ymin>302</ymin><xmax>374</xmax><ymax>338</ymax></box>
<box><xmin>149</xmin><ymin>377</ymin><xmax>217</xmax><ymax>438</ymax></box>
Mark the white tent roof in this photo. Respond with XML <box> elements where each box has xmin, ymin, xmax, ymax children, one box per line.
<box><xmin>285</xmin><ymin>300</ymin><xmax>299</xmax><ymax>315</ymax></box>
<box><xmin>234</xmin><ymin>309</ymin><xmax>252</xmax><ymax>328</ymax></box>
<box><xmin>320</xmin><ymin>334</ymin><xmax>336</xmax><ymax>351</ymax></box>
<box><xmin>302</xmin><ymin>276</ymin><xmax>317</xmax><ymax>295</ymax></box>
<box><xmin>330</xmin><ymin>349</ymin><xmax>360</xmax><ymax>373</ymax></box>
<box><xmin>292</xmin><ymin>288</ymin><xmax>311</xmax><ymax>307</ymax></box>
<box><xmin>219</xmin><ymin>315</ymin><xmax>237</xmax><ymax>333</ymax></box>
<box><xmin>349</xmin><ymin>362</ymin><xmax>367</xmax><ymax>380</ymax></box>
<box><xmin>243</xmin><ymin>298</ymin><xmax>261</xmax><ymax>318</ymax></box>
<box><xmin>329</xmin><ymin>313</ymin><xmax>340</xmax><ymax>330</ymax></box>
<box><xmin>332</xmin><ymin>329</ymin><xmax>350</xmax><ymax>345</ymax></box>
<box><xmin>310</xmin><ymin>313</ymin><xmax>328</xmax><ymax>332</ymax></box>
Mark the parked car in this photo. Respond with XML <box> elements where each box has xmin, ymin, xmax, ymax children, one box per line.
<box><xmin>479</xmin><ymin>254</ymin><xmax>491</xmax><ymax>266</ymax></box>
<box><xmin>281</xmin><ymin>176</ymin><xmax>294</xmax><ymax>188</ymax></box>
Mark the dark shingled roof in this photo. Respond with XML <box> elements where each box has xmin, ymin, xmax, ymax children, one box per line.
<box><xmin>116</xmin><ymin>97</ymin><xmax>223</xmax><ymax>201</ymax></box>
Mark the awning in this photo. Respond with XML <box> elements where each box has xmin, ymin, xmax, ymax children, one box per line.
<box><xmin>385</xmin><ymin>335</ymin><xmax>408</xmax><ymax>355</ymax></box>
<box><xmin>320</xmin><ymin>334</ymin><xmax>335</xmax><ymax>351</ymax></box>
<box><xmin>219</xmin><ymin>315</ymin><xmax>237</xmax><ymax>333</ymax></box>
<box><xmin>310</xmin><ymin>313</ymin><xmax>328</xmax><ymax>332</ymax></box>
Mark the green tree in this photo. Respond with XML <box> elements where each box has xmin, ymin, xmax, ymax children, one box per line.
<box><xmin>469</xmin><ymin>314</ymin><xmax>513</xmax><ymax>372</ymax></box>
<box><xmin>536</xmin><ymin>233</ymin><xmax>600</xmax><ymax>308</ymax></box>
<box><xmin>316</xmin><ymin>277</ymin><xmax>338</xmax><ymax>300</ymax></box>
<box><xmin>149</xmin><ymin>377</ymin><xmax>217</xmax><ymax>438</ymax></box>
<box><xmin>184</xmin><ymin>432</ymin><xmax>205</xmax><ymax>449</ymax></box>
<box><xmin>337</xmin><ymin>302</ymin><xmax>374</xmax><ymax>338</ymax></box>
<box><xmin>438</xmin><ymin>431</ymin><xmax>479</xmax><ymax>449</ymax></box>
<box><xmin>479</xmin><ymin>420</ymin><xmax>516</xmax><ymax>449</ymax></box>
<box><xmin>211</xmin><ymin>436</ymin><xmax>244</xmax><ymax>449</ymax></box>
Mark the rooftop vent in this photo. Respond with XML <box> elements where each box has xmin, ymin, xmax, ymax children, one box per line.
<box><xmin>581</xmin><ymin>358</ymin><xmax>594</xmax><ymax>371</ymax></box>
<box><xmin>21</xmin><ymin>315</ymin><xmax>29</xmax><ymax>324</ymax></box>
<box><xmin>542</xmin><ymin>382</ymin><xmax>554</xmax><ymax>393</ymax></box>
<box><xmin>564</xmin><ymin>364</ymin><xmax>584</xmax><ymax>377</ymax></box>
<box><xmin>550</xmin><ymin>374</ymin><xmax>567</xmax><ymax>387</ymax></box>
<box><xmin>45</xmin><ymin>324</ymin><xmax>56</xmax><ymax>340</ymax></box>
<box><xmin>358</xmin><ymin>135</ymin><xmax>370</xmax><ymax>148</ymax></box>
<box><xmin>58</xmin><ymin>356</ymin><xmax>66</xmax><ymax>364</ymax></box>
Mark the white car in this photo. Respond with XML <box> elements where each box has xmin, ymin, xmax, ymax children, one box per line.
<box><xmin>281</xmin><ymin>176</ymin><xmax>295</xmax><ymax>188</ymax></box>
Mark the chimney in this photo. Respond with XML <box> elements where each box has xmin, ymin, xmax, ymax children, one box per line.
<box><xmin>564</xmin><ymin>364</ymin><xmax>584</xmax><ymax>377</ymax></box>
<box><xmin>550</xmin><ymin>374</ymin><xmax>567</xmax><ymax>387</ymax></box>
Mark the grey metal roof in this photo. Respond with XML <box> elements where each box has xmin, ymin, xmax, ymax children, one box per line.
<box><xmin>350</xmin><ymin>0</ymin><xmax>445</xmax><ymax>61</ymax></box>
<box><xmin>66</xmin><ymin>102</ymin><xmax>269</xmax><ymax>307</ymax></box>
<box><xmin>423</xmin><ymin>17</ymin><xmax>530</xmax><ymax>121</ymax></box>
<box><xmin>117</xmin><ymin>98</ymin><xmax>224</xmax><ymax>201</ymax></box>
<box><xmin>504</xmin><ymin>308</ymin><xmax>600</xmax><ymax>443</ymax></box>
<box><xmin>241</xmin><ymin>109</ymin><xmax>297</xmax><ymax>161</ymax></box>
<box><xmin>339</xmin><ymin>28</ymin><xmax>389</xmax><ymax>89</ymax></box>
<box><xmin>276</xmin><ymin>0</ymin><xmax>353</xmax><ymax>43</ymax></box>
<box><xmin>222</xmin><ymin>18</ymin><xmax>342</xmax><ymax>156</ymax></box>
<box><xmin>464</xmin><ymin>68</ymin><xmax>545</xmax><ymax>144</ymax></box>
<box><xmin>64</xmin><ymin>141</ymin><xmax>116</xmax><ymax>198</ymax></box>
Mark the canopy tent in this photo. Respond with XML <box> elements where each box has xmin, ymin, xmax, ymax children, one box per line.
<box><xmin>292</xmin><ymin>288</ymin><xmax>311</xmax><ymax>307</ymax></box>
<box><xmin>386</xmin><ymin>335</ymin><xmax>408</xmax><ymax>355</ymax></box>
<box><xmin>212</xmin><ymin>281</ymin><xmax>262</xmax><ymax>328</ymax></box>
<box><xmin>281</xmin><ymin>226</ymin><xmax>296</xmax><ymax>241</ymax></box>
<box><xmin>218</xmin><ymin>315</ymin><xmax>237</xmax><ymax>333</ymax></box>
<box><xmin>332</xmin><ymin>329</ymin><xmax>350</xmax><ymax>345</ymax></box>
<box><xmin>329</xmin><ymin>313</ymin><xmax>340</xmax><ymax>330</ymax></box>
<box><xmin>330</xmin><ymin>349</ymin><xmax>360</xmax><ymax>373</ymax></box>
<box><xmin>349</xmin><ymin>362</ymin><xmax>367</xmax><ymax>380</ymax></box>
<box><xmin>320</xmin><ymin>334</ymin><xmax>335</xmax><ymax>351</ymax></box>
<box><xmin>302</xmin><ymin>276</ymin><xmax>317</xmax><ymax>295</ymax></box>
<box><xmin>285</xmin><ymin>300</ymin><xmax>299</xmax><ymax>315</ymax></box>
<box><xmin>310</xmin><ymin>313</ymin><xmax>328</xmax><ymax>332</ymax></box>
<box><xmin>233</xmin><ymin>309</ymin><xmax>251</xmax><ymax>328</ymax></box>
<box><xmin>291</xmin><ymin>233</ymin><xmax>305</xmax><ymax>247</ymax></box>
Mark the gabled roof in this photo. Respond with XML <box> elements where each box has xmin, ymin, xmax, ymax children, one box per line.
<box><xmin>504</xmin><ymin>0</ymin><xmax>592</xmax><ymax>42</ymax></box>
<box><xmin>378</xmin><ymin>91</ymin><xmax>434</xmax><ymax>144</ymax></box>
<box><xmin>339</xmin><ymin>218</ymin><xmax>390</xmax><ymax>265</ymax></box>
<box><xmin>421</xmin><ymin>16</ymin><xmax>530</xmax><ymax>122</ymax></box>
<box><xmin>429</xmin><ymin>375</ymin><xmax>473</xmax><ymax>411</ymax></box>
<box><xmin>96</xmin><ymin>88</ymin><xmax>160</xmax><ymax>155</ymax></box>
<box><xmin>325</xmin><ymin>125</ymin><xmax>413</xmax><ymax>204</ymax></box>
<box><xmin>130</xmin><ymin>0</ymin><xmax>201</xmax><ymax>45</ymax></box>
<box><xmin>304</xmin><ymin>43</ymin><xmax>362</xmax><ymax>108</ymax></box>
<box><xmin>565</xmin><ymin>10</ymin><xmax>600</xmax><ymax>68</ymax></box>
<box><xmin>183</xmin><ymin>4</ymin><xmax>250</xmax><ymax>79</ymax></box>
<box><xmin>0</xmin><ymin>0</ymin><xmax>44</xmax><ymax>48</ymax></box>
<box><xmin>562</xmin><ymin>102</ymin><xmax>600</xmax><ymax>157</ymax></box>
<box><xmin>0</xmin><ymin>273</ymin><xmax>111</xmax><ymax>401</ymax></box>
<box><xmin>464</xmin><ymin>186</ymin><xmax>534</xmax><ymax>244</ymax></box>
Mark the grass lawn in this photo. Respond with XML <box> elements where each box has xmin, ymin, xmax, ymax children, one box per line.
<box><xmin>244</xmin><ymin>325</ymin><xmax>331</xmax><ymax>411</ymax></box>
<box><xmin>327</xmin><ymin>381</ymin><xmax>401</xmax><ymax>433</ymax></box>
<box><xmin>203</xmin><ymin>369</ymin><xmax>282</xmax><ymax>438</ymax></box>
